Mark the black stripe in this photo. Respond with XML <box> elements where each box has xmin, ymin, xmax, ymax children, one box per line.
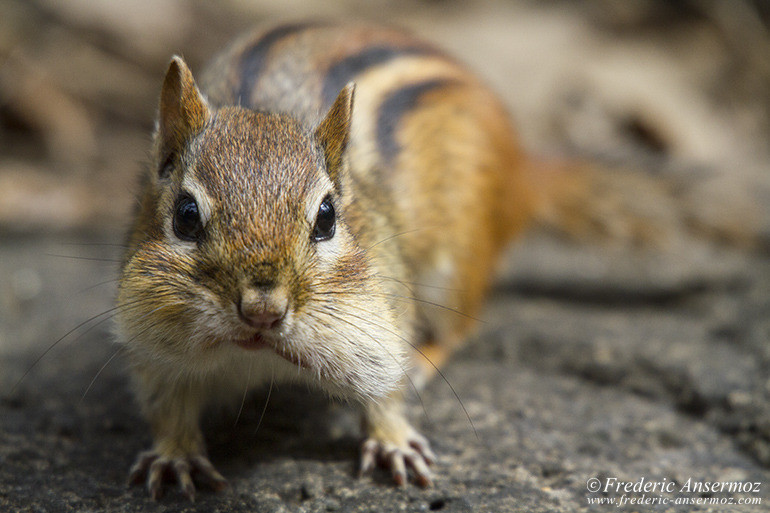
<box><xmin>237</xmin><ymin>22</ymin><xmax>319</xmax><ymax>105</ymax></box>
<box><xmin>376</xmin><ymin>79</ymin><xmax>457</xmax><ymax>164</ymax></box>
<box><xmin>321</xmin><ymin>45</ymin><xmax>437</xmax><ymax>108</ymax></box>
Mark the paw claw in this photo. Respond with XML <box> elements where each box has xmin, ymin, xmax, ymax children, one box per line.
<box><xmin>128</xmin><ymin>451</ymin><xmax>157</xmax><ymax>485</ymax></box>
<box><xmin>409</xmin><ymin>435</ymin><xmax>436</xmax><ymax>465</ymax></box>
<box><xmin>191</xmin><ymin>455</ymin><xmax>230</xmax><ymax>491</ymax></box>
<box><xmin>388</xmin><ymin>450</ymin><xmax>407</xmax><ymax>486</ymax></box>
<box><xmin>150</xmin><ymin>478</ymin><xmax>164</xmax><ymax>501</ymax></box>
<box><xmin>183</xmin><ymin>482</ymin><xmax>196</xmax><ymax>503</ymax></box>
<box><xmin>359</xmin><ymin>439</ymin><xmax>378</xmax><ymax>477</ymax></box>
<box><xmin>359</xmin><ymin>431</ymin><xmax>435</xmax><ymax>487</ymax></box>
<box><xmin>148</xmin><ymin>457</ymin><xmax>168</xmax><ymax>500</ymax></box>
<box><xmin>129</xmin><ymin>450</ymin><xmax>229</xmax><ymax>501</ymax></box>
<box><xmin>174</xmin><ymin>461</ymin><xmax>195</xmax><ymax>501</ymax></box>
<box><xmin>405</xmin><ymin>452</ymin><xmax>433</xmax><ymax>487</ymax></box>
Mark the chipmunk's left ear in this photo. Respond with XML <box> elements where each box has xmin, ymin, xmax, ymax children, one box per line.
<box><xmin>315</xmin><ymin>82</ymin><xmax>355</xmax><ymax>187</ymax></box>
<box><xmin>156</xmin><ymin>56</ymin><xmax>211</xmax><ymax>178</ymax></box>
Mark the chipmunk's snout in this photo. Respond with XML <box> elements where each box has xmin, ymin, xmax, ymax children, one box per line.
<box><xmin>237</xmin><ymin>285</ymin><xmax>289</xmax><ymax>330</ymax></box>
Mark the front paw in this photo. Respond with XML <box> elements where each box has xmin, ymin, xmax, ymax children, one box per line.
<box><xmin>128</xmin><ymin>450</ymin><xmax>229</xmax><ymax>501</ymax></box>
<box><xmin>359</xmin><ymin>427</ymin><xmax>436</xmax><ymax>487</ymax></box>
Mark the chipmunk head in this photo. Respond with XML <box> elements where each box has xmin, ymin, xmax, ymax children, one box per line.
<box><xmin>117</xmin><ymin>56</ymin><xmax>407</xmax><ymax>401</ymax></box>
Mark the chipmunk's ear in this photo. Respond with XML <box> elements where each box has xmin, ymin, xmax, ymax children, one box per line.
<box><xmin>156</xmin><ymin>56</ymin><xmax>210</xmax><ymax>178</ymax></box>
<box><xmin>315</xmin><ymin>82</ymin><xmax>355</xmax><ymax>187</ymax></box>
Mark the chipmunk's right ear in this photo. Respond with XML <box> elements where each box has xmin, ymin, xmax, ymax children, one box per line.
<box><xmin>156</xmin><ymin>56</ymin><xmax>210</xmax><ymax>178</ymax></box>
<box><xmin>315</xmin><ymin>82</ymin><xmax>355</xmax><ymax>189</ymax></box>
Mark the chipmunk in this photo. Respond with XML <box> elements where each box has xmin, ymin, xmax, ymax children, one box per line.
<box><xmin>116</xmin><ymin>21</ymin><xmax>744</xmax><ymax>501</ymax></box>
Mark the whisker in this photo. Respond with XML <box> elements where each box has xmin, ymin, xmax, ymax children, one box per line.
<box><xmin>10</xmin><ymin>297</ymin><xmax>150</xmax><ymax>393</ymax></box>
<box><xmin>375</xmin><ymin>273</ymin><xmax>461</xmax><ymax>293</ymax></box>
<box><xmin>378</xmin><ymin>273</ymin><xmax>417</xmax><ymax>297</ymax></box>
<box><xmin>80</xmin><ymin>345</ymin><xmax>125</xmax><ymax>401</ymax></box>
<box><xmin>61</xmin><ymin>242</ymin><xmax>129</xmax><ymax>249</ymax></box>
<box><xmin>78</xmin><ymin>296</ymin><xmax>178</xmax><ymax>401</ymax></box>
<box><xmin>378</xmin><ymin>293</ymin><xmax>485</xmax><ymax>323</ymax></box>
<box><xmin>364</xmin><ymin>228</ymin><xmax>423</xmax><ymax>252</ymax></box>
<box><xmin>413</xmin><ymin>348</ymin><xmax>476</xmax><ymax>439</ymax></box>
<box><xmin>234</xmin><ymin>358</ymin><xmax>253</xmax><ymax>427</ymax></box>
<box><xmin>311</xmin><ymin>283</ymin><xmax>479</xmax><ymax>322</ymax></box>
<box><xmin>12</xmin><ymin>288</ymin><xmax>180</xmax><ymax>394</ymax></box>
<box><xmin>44</xmin><ymin>253</ymin><xmax>122</xmax><ymax>264</ymax></box>
<box><xmin>77</xmin><ymin>277</ymin><xmax>121</xmax><ymax>294</ymax></box>
<box><xmin>254</xmin><ymin>368</ymin><xmax>274</xmax><ymax>435</ymax></box>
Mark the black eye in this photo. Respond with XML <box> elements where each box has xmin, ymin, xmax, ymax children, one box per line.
<box><xmin>173</xmin><ymin>195</ymin><xmax>203</xmax><ymax>242</ymax></box>
<box><xmin>312</xmin><ymin>196</ymin><xmax>335</xmax><ymax>242</ymax></box>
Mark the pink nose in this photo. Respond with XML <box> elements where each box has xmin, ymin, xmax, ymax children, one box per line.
<box><xmin>238</xmin><ymin>305</ymin><xmax>284</xmax><ymax>330</ymax></box>
<box><xmin>238</xmin><ymin>287</ymin><xmax>288</xmax><ymax>330</ymax></box>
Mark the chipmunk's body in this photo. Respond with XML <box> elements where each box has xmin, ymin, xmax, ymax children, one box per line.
<box><xmin>117</xmin><ymin>22</ymin><xmax>537</xmax><ymax>499</ymax></box>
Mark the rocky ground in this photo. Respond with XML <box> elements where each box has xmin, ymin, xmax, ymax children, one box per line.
<box><xmin>2</xmin><ymin>1</ymin><xmax>770</xmax><ymax>512</ymax></box>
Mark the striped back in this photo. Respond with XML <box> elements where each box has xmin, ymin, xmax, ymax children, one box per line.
<box><xmin>200</xmin><ymin>23</ymin><xmax>479</xmax><ymax>176</ymax></box>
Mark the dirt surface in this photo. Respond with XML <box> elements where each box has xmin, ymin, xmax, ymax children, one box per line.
<box><xmin>2</xmin><ymin>1</ymin><xmax>770</xmax><ymax>512</ymax></box>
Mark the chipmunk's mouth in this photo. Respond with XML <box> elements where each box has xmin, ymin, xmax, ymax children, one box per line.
<box><xmin>234</xmin><ymin>333</ymin><xmax>269</xmax><ymax>350</ymax></box>
<box><xmin>233</xmin><ymin>334</ymin><xmax>311</xmax><ymax>369</ymax></box>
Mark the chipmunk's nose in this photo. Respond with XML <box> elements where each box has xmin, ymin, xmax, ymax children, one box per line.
<box><xmin>238</xmin><ymin>286</ymin><xmax>288</xmax><ymax>330</ymax></box>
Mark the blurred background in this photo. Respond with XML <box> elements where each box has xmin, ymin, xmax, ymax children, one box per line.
<box><xmin>1</xmin><ymin>0</ymin><xmax>769</xmax><ymax>235</ymax></box>
<box><xmin>2</xmin><ymin>1</ymin><xmax>770</xmax><ymax>511</ymax></box>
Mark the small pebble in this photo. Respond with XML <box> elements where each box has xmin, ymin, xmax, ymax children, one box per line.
<box><xmin>301</xmin><ymin>475</ymin><xmax>324</xmax><ymax>500</ymax></box>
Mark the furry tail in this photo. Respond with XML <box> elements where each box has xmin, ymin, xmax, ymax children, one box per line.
<box><xmin>524</xmin><ymin>156</ymin><xmax>761</xmax><ymax>249</ymax></box>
